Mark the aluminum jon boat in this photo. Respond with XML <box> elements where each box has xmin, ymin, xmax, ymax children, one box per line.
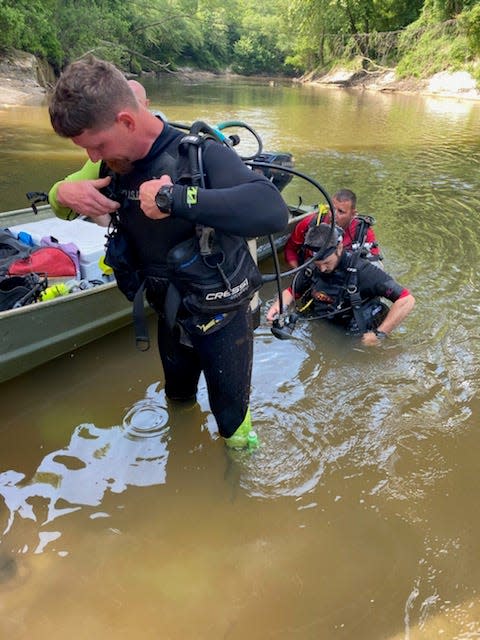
<box><xmin>0</xmin><ymin>203</ymin><xmax>312</xmax><ymax>384</ymax></box>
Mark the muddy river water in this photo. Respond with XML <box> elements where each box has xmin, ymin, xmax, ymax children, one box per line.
<box><xmin>0</xmin><ymin>76</ymin><xmax>479</xmax><ymax>639</ymax></box>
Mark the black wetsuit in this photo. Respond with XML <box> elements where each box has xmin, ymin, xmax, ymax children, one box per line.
<box><xmin>108</xmin><ymin>123</ymin><xmax>289</xmax><ymax>437</ymax></box>
<box><xmin>293</xmin><ymin>252</ymin><xmax>407</xmax><ymax>332</ymax></box>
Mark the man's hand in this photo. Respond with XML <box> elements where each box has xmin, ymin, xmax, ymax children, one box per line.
<box><xmin>266</xmin><ymin>302</ymin><xmax>281</xmax><ymax>324</ymax></box>
<box><xmin>361</xmin><ymin>294</ymin><xmax>415</xmax><ymax>346</ymax></box>
<box><xmin>139</xmin><ymin>176</ymin><xmax>173</xmax><ymax>220</ymax></box>
<box><xmin>57</xmin><ymin>176</ymin><xmax>120</xmax><ymax>218</ymax></box>
<box><xmin>361</xmin><ymin>331</ymin><xmax>383</xmax><ymax>347</ymax></box>
<box><xmin>266</xmin><ymin>289</ymin><xmax>294</xmax><ymax>324</ymax></box>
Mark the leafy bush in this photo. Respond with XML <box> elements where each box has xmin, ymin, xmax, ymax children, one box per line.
<box><xmin>55</xmin><ymin>0</ymin><xmax>134</xmax><ymax>68</ymax></box>
<box><xmin>397</xmin><ymin>19</ymin><xmax>470</xmax><ymax>78</ymax></box>
<box><xmin>0</xmin><ymin>0</ymin><xmax>62</xmax><ymax>67</ymax></box>
<box><xmin>0</xmin><ymin>3</ymin><xmax>25</xmax><ymax>51</ymax></box>
<box><xmin>459</xmin><ymin>4</ymin><xmax>480</xmax><ymax>55</ymax></box>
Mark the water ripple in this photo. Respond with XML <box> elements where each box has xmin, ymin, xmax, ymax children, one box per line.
<box><xmin>122</xmin><ymin>399</ymin><xmax>169</xmax><ymax>439</ymax></box>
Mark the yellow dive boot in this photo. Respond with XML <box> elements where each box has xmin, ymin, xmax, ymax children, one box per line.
<box><xmin>224</xmin><ymin>408</ymin><xmax>258</xmax><ymax>449</ymax></box>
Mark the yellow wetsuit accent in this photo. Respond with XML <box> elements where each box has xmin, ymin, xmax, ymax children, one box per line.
<box><xmin>48</xmin><ymin>159</ymin><xmax>101</xmax><ymax>220</ymax></box>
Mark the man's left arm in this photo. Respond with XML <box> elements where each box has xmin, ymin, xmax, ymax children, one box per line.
<box><xmin>362</xmin><ymin>291</ymin><xmax>415</xmax><ymax>346</ymax></box>
<box><xmin>361</xmin><ymin>267</ymin><xmax>415</xmax><ymax>345</ymax></box>
<box><xmin>377</xmin><ymin>291</ymin><xmax>415</xmax><ymax>333</ymax></box>
<box><xmin>139</xmin><ymin>142</ymin><xmax>289</xmax><ymax>236</ymax></box>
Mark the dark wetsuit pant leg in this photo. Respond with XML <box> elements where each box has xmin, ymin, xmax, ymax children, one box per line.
<box><xmin>157</xmin><ymin>318</ymin><xmax>202</xmax><ymax>402</ymax></box>
<box><xmin>191</xmin><ymin>308</ymin><xmax>253</xmax><ymax>439</ymax></box>
<box><xmin>157</xmin><ymin>308</ymin><xmax>253</xmax><ymax>439</ymax></box>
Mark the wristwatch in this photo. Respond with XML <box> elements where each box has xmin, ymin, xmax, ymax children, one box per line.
<box><xmin>375</xmin><ymin>330</ymin><xmax>387</xmax><ymax>340</ymax></box>
<box><xmin>155</xmin><ymin>185</ymin><xmax>174</xmax><ymax>213</ymax></box>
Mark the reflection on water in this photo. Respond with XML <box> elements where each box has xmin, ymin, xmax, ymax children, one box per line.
<box><xmin>0</xmin><ymin>386</ymin><xmax>171</xmax><ymax>544</ymax></box>
<box><xmin>0</xmin><ymin>368</ymin><xmax>223</xmax><ymax>532</ymax></box>
<box><xmin>1</xmin><ymin>79</ymin><xmax>480</xmax><ymax>639</ymax></box>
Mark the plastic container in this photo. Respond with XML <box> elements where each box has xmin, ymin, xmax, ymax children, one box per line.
<box><xmin>9</xmin><ymin>216</ymin><xmax>109</xmax><ymax>282</ymax></box>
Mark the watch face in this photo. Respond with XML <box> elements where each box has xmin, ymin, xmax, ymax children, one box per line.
<box><xmin>155</xmin><ymin>187</ymin><xmax>172</xmax><ymax>212</ymax></box>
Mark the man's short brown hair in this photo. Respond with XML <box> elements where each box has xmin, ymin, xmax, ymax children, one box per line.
<box><xmin>49</xmin><ymin>55</ymin><xmax>138</xmax><ymax>138</ymax></box>
<box><xmin>333</xmin><ymin>188</ymin><xmax>356</xmax><ymax>209</ymax></box>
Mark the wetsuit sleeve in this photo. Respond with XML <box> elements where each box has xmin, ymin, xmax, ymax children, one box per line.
<box><xmin>360</xmin><ymin>261</ymin><xmax>409</xmax><ymax>301</ymax></box>
<box><xmin>170</xmin><ymin>141</ymin><xmax>289</xmax><ymax>236</ymax></box>
<box><xmin>284</xmin><ymin>214</ymin><xmax>314</xmax><ymax>265</ymax></box>
<box><xmin>48</xmin><ymin>160</ymin><xmax>101</xmax><ymax>220</ymax></box>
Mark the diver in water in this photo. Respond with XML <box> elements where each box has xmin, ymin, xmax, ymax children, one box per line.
<box><xmin>284</xmin><ymin>188</ymin><xmax>383</xmax><ymax>269</ymax></box>
<box><xmin>266</xmin><ymin>223</ymin><xmax>414</xmax><ymax>346</ymax></box>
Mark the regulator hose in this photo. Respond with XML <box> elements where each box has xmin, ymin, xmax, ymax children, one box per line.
<box><xmin>245</xmin><ymin>161</ymin><xmax>337</xmax><ymax>284</ymax></box>
<box><xmin>216</xmin><ymin>120</ymin><xmax>263</xmax><ymax>159</ymax></box>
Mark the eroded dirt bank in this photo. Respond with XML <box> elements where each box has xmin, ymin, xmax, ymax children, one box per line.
<box><xmin>1</xmin><ymin>50</ymin><xmax>479</xmax><ymax>107</ymax></box>
<box><xmin>302</xmin><ymin>66</ymin><xmax>480</xmax><ymax>101</ymax></box>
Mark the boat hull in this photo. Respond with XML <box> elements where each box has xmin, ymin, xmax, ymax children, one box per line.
<box><xmin>0</xmin><ymin>282</ymin><xmax>133</xmax><ymax>383</ymax></box>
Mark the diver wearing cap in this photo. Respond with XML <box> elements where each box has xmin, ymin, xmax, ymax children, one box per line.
<box><xmin>266</xmin><ymin>224</ymin><xmax>415</xmax><ymax>346</ymax></box>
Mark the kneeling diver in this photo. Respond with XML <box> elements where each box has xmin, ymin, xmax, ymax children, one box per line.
<box><xmin>266</xmin><ymin>223</ymin><xmax>415</xmax><ymax>346</ymax></box>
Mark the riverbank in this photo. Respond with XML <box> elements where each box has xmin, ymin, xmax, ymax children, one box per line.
<box><xmin>0</xmin><ymin>51</ymin><xmax>56</xmax><ymax>107</ymax></box>
<box><xmin>1</xmin><ymin>50</ymin><xmax>479</xmax><ymax>106</ymax></box>
<box><xmin>304</xmin><ymin>66</ymin><xmax>480</xmax><ymax>101</ymax></box>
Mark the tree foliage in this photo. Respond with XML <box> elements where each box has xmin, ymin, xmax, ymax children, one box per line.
<box><xmin>460</xmin><ymin>3</ymin><xmax>480</xmax><ymax>54</ymax></box>
<box><xmin>55</xmin><ymin>0</ymin><xmax>134</xmax><ymax>69</ymax></box>
<box><xmin>0</xmin><ymin>0</ymin><xmax>479</xmax><ymax>79</ymax></box>
<box><xmin>232</xmin><ymin>1</ymin><xmax>294</xmax><ymax>75</ymax></box>
<box><xmin>0</xmin><ymin>0</ymin><xmax>61</xmax><ymax>67</ymax></box>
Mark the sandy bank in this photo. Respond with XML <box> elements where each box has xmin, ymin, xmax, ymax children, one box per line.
<box><xmin>306</xmin><ymin>67</ymin><xmax>480</xmax><ymax>101</ymax></box>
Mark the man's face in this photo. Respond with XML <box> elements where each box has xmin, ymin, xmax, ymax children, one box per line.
<box><xmin>72</xmin><ymin>121</ymin><xmax>134</xmax><ymax>174</ymax></box>
<box><xmin>332</xmin><ymin>197</ymin><xmax>356</xmax><ymax>230</ymax></box>
<box><xmin>314</xmin><ymin>246</ymin><xmax>342</xmax><ymax>273</ymax></box>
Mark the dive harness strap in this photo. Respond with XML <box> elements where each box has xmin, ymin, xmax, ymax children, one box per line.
<box><xmin>344</xmin><ymin>216</ymin><xmax>381</xmax><ymax>334</ymax></box>
<box><xmin>162</xmin><ymin>225</ymin><xmax>215</xmax><ymax>333</ymax></box>
<box><xmin>130</xmin><ymin>129</ymin><xmax>233</xmax><ymax>346</ymax></box>
<box><xmin>345</xmin><ymin>251</ymin><xmax>367</xmax><ymax>335</ymax></box>
<box><xmin>162</xmin><ymin>129</ymin><xmax>216</xmax><ymax>333</ymax></box>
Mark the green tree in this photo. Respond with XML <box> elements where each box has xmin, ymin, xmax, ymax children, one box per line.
<box><xmin>0</xmin><ymin>1</ymin><xmax>25</xmax><ymax>51</ymax></box>
<box><xmin>422</xmin><ymin>0</ymin><xmax>478</xmax><ymax>21</ymax></box>
<box><xmin>460</xmin><ymin>3</ymin><xmax>480</xmax><ymax>54</ymax></box>
<box><xmin>126</xmin><ymin>0</ymin><xmax>200</xmax><ymax>70</ymax></box>
<box><xmin>287</xmin><ymin>0</ymin><xmax>424</xmax><ymax>71</ymax></box>
<box><xmin>232</xmin><ymin>0</ymin><xmax>294</xmax><ymax>74</ymax></box>
<box><xmin>1</xmin><ymin>0</ymin><xmax>479</xmax><ymax>82</ymax></box>
<box><xmin>0</xmin><ymin>0</ymin><xmax>62</xmax><ymax>67</ymax></box>
<box><xmin>181</xmin><ymin>3</ymin><xmax>231</xmax><ymax>70</ymax></box>
<box><xmin>55</xmin><ymin>0</ymin><xmax>134</xmax><ymax>68</ymax></box>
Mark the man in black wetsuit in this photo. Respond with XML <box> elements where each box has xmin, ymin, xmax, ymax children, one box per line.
<box><xmin>266</xmin><ymin>223</ymin><xmax>415</xmax><ymax>345</ymax></box>
<box><xmin>49</xmin><ymin>56</ymin><xmax>289</xmax><ymax>448</ymax></box>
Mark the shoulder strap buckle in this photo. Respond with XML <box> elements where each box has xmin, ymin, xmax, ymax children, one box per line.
<box><xmin>197</xmin><ymin>225</ymin><xmax>215</xmax><ymax>256</ymax></box>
